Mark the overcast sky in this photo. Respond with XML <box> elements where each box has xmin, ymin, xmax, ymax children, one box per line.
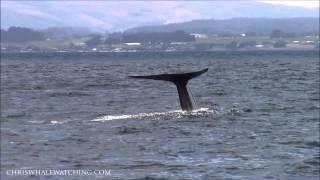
<box><xmin>260</xmin><ymin>0</ymin><xmax>319</xmax><ymax>8</ymax></box>
<box><xmin>1</xmin><ymin>1</ymin><xmax>319</xmax><ymax>31</ymax></box>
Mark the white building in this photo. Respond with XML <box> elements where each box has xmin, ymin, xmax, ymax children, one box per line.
<box><xmin>190</xmin><ymin>33</ymin><xmax>208</xmax><ymax>39</ymax></box>
<box><xmin>125</xmin><ymin>42</ymin><xmax>141</xmax><ymax>46</ymax></box>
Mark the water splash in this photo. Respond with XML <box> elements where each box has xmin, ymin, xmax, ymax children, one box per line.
<box><xmin>50</xmin><ymin>120</ymin><xmax>65</xmax><ymax>124</ymax></box>
<box><xmin>92</xmin><ymin>108</ymin><xmax>214</xmax><ymax>122</ymax></box>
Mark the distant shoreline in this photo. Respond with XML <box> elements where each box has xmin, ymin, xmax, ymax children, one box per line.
<box><xmin>1</xmin><ymin>48</ymin><xmax>319</xmax><ymax>54</ymax></box>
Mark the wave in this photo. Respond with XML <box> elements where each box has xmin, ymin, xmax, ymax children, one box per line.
<box><xmin>92</xmin><ymin>108</ymin><xmax>215</xmax><ymax>122</ymax></box>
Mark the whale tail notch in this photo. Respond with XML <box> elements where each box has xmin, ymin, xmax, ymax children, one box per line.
<box><xmin>129</xmin><ymin>68</ymin><xmax>208</xmax><ymax>111</ymax></box>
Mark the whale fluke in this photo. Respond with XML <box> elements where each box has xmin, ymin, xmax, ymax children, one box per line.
<box><xmin>129</xmin><ymin>68</ymin><xmax>208</xmax><ymax>111</ymax></box>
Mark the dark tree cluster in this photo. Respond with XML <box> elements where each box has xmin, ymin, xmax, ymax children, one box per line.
<box><xmin>104</xmin><ymin>32</ymin><xmax>122</xmax><ymax>44</ymax></box>
<box><xmin>238</xmin><ymin>41</ymin><xmax>257</xmax><ymax>48</ymax></box>
<box><xmin>85</xmin><ymin>35</ymin><xmax>102</xmax><ymax>47</ymax></box>
<box><xmin>1</xmin><ymin>27</ymin><xmax>46</xmax><ymax>43</ymax></box>
<box><xmin>226</xmin><ymin>41</ymin><xmax>238</xmax><ymax>50</ymax></box>
<box><xmin>273</xmin><ymin>41</ymin><xmax>287</xmax><ymax>48</ymax></box>
<box><xmin>270</xmin><ymin>29</ymin><xmax>296</xmax><ymax>39</ymax></box>
<box><xmin>105</xmin><ymin>30</ymin><xmax>195</xmax><ymax>44</ymax></box>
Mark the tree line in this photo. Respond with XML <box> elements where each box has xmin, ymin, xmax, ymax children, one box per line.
<box><xmin>1</xmin><ymin>27</ymin><xmax>46</xmax><ymax>43</ymax></box>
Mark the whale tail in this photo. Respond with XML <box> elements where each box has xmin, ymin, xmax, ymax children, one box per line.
<box><xmin>129</xmin><ymin>68</ymin><xmax>208</xmax><ymax>111</ymax></box>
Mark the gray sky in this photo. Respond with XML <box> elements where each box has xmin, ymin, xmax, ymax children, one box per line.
<box><xmin>1</xmin><ymin>1</ymin><xmax>319</xmax><ymax>31</ymax></box>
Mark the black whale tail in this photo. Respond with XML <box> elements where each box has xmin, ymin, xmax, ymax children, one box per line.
<box><xmin>129</xmin><ymin>68</ymin><xmax>208</xmax><ymax>111</ymax></box>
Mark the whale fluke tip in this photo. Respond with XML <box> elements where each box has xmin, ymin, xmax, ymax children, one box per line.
<box><xmin>129</xmin><ymin>68</ymin><xmax>208</xmax><ymax>111</ymax></box>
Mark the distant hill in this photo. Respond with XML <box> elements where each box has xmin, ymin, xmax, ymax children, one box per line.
<box><xmin>105</xmin><ymin>30</ymin><xmax>195</xmax><ymax>44</ymax></box>
<box><xmin>126</xmin><ymin>18</ymin><xmax>319</xmax><ymax>36</ymax></box>
<box><xmin>1</xmin><ymin>27</ymin><xmax>45</xmax><ymax>43</ymax></box>
<box><xmin>40</xmin><ymin>27</ymin><xmax>93</xmax><ymax>40</ymax></box>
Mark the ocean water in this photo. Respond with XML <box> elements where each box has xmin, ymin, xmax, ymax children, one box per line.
<box><xmin>1</xmin><ymin>51</ymin><xmax>319</xmax><ymax>180</ymax></box>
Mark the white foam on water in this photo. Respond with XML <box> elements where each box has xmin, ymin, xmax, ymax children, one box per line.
<box><xmin>50</xmin><ymin>120</ymin><xmax>64</xmax><ymax>124</ymax></box>
<box><xmin>92</xmin><ymin>108</ymin><xmax>214</xmax><ymax>122</ymax></box>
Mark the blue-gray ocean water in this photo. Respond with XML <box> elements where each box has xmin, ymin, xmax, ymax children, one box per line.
<box><xmin>1</xmin><ymin>51</ymin><xmax>319</xmax><ymax>180</ymax></box>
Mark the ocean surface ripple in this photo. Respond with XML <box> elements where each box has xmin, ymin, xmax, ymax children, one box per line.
<box><xmin>1</xmin><ymin>51</ymin><xmax>319</xmax><ymax>180</ymax></box>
